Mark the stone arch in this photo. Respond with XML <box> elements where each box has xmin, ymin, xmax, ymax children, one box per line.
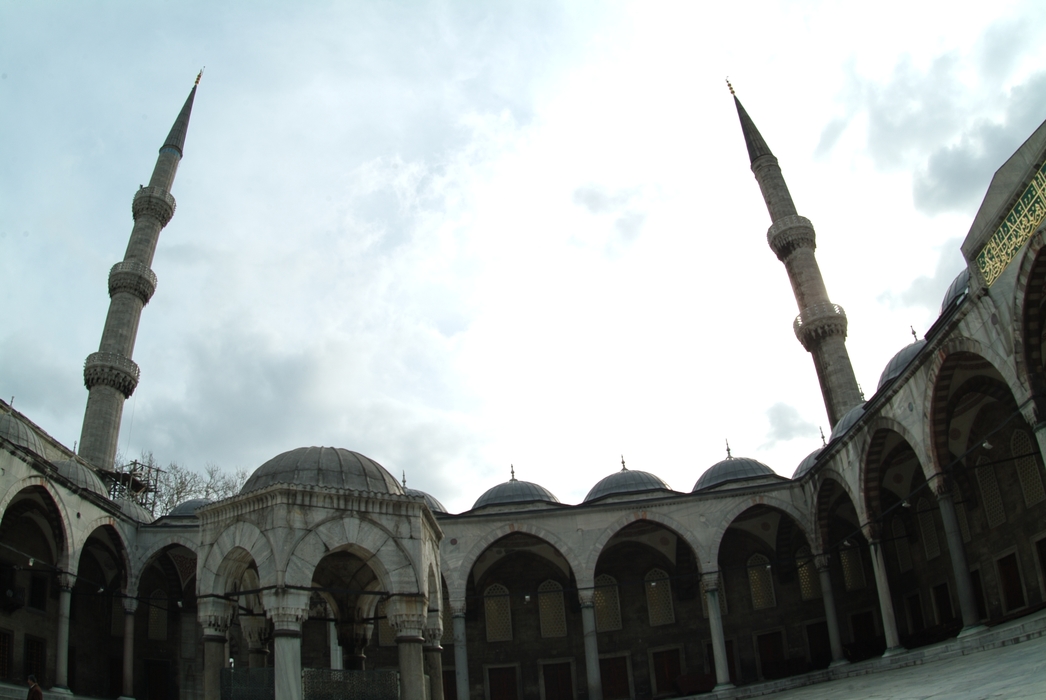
<box><xmin>449</xmin><ymin>522</ymin><xmax>585</xmax><ymax>605</ymax></box>
<box><xmin>585</xmin><ymin>510</ymin><xmax>704</xmax><ymax>587</ymax></box>
<box><xmin>0</xmin><ymin>478</ymin><xmax>75</xmax><ymax>570</ymax></box>
<box><xmin>198</xmin><ymin>521</ymin><xmax>276</xmax><ymax>595</ymax></box>
<box><xmin>71</xmin><ymin>518</ymin><xmax>133</xmax><ymax>603</ymax></box>
<box><xmin>284</xmin><ymin>516</ymin><xmax>418</xmax><ymax>594</ymax></box>
<box><xmin>128</xmin><ymin>533</ymin><xmax>199</xmax><ymax>596</ymax></box>
<box><xmin>816</xmin><ymin>476</ymin><xmax>866</xmax><ymax>548</ymax></box>
<box><xmin>706</xmin><ymin>495</ymin><xmax>815</xmax><ymax>568</ymax></box>
<box><xmin>1012</xmin><ymin>226</ymin><xmax>1046</xmax><ymax>416</ymax></box>
<box><xmin>862</xmin><ymin>417</ymin><xmax>935</xmax><ymax>520</ymax></box>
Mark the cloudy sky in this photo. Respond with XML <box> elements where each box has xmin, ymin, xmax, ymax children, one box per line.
<box><xmin>2</xmin><ymin>1</ymin><xmax>1045</xmax><ymax>514</ymax></box>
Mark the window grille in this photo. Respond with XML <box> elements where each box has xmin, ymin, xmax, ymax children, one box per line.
<box><xmin>645</xmin><ymin>569</ymin><xmax>675</xmax><ymax>626</ymax></box>
<box><xmin>1012</xmin><ymin>430</ymin><xmax>1046</xmax><ymax>507</ymax></box>
<box><xmin>841</xmin><ymin>547</ymin><xmax>865</xmax><ymax>591</ymax></box>
<box><xmin>484</xmin><ymin>584</ymin><xmax>512</xmax><ymax>642</ymax></box>
<box><xmin>377</xmin><ymin>600</ymin><xmax>395</xmax><ymax>646</ymax></box>
<box><xmin>747</xmin><ymin>554</ymin><xmax>776</xmax><ymax>609</ymax></box>
<box><xmin>916</xmin><ymin>499</ymin><xmax>940</xmax><ymax>561</ymax></box>
<box><xmin>891</xmin><ymin>518</ymin><xmax>912</xmax><ymax>572</ymax></box>
<box><xmin>537</xmin><ymin>580</ymin><xmax>567</xmax><ymax>638</ymax></box>
<box><xmin>148</xmin><ymin>589</ymin><xmax>168</xmax><ymax>641</ymax></box>
<box><xmin>976</xmin><ymin>457</ymin><xmax>1006</xmax><ymax>528</ymax></box>
<box><xmin>441</xmin><ymin>605</ymin><xmax>453</xmax><ymax>645</ymax></box>
<box><xmin>954</xmin><ymin>483</ymin><xmax>972</xmax><ymax>543</ymax></box>
<box><xmin>594</xmin><ymin>575</ymin><xmax>622</xmax><ymax>632</ymax></box>
<box><xmin>796</xmin><ymin>547</ymin><xmax>821</xmax><ymax>600</ymax></box>
<box><xmin>23</xmin><ymin>636</ymin><xmax>45</xmax><ymax>683</ymax></box>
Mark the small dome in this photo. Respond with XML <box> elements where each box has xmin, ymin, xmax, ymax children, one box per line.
<box><xmin>584</xmin><ymin>468</ymin><xmax>671</xmax><ymax>503</ymax></box>
<box><xmin>404</xmin><ymin>488</ymin><xmax>447</xmax><ymax>514</ymax></box>
<box><xmin>241</xmin><ymin>447</ymin><xmax>403</xmax><ymax>496</ymax></box>
<box><xmin>877</xmin><ymin>340</ymin><xmax>927</xmax><ymax>390</ymax></box>
<box><xmin>0</xmin><ymin>413</ymin><xmax>45</xmax><ymax>456</ymax></box>
<box><xmin>116</xmin><ymin>498</ymin><xmax>155</xmax><ymax>524</ymax></box>
<box><xmin>53</xmin><ymin>459</ymin><xmax>108</xmax><ymax>497</ymax></box>
<box><xmin>169</xmin><ymin>498</ymin><xmax>213</xmax><ymax>517</ymax></box>
<box><xmin>941</xmin><ymin>268</ymin><xmax>970</xmax><ymax>314</ymax></box>
<box><xmin>693</xmin><ymin>457</ymin><xmax>775</xmax><ymax>491</ymax></box>
<box><xmin>829</xmin><ymin>402</ymin><xmax>866</xmax><ymax>441</ymax></box>
<box><xmin>473</xmin><ymin>477</ymin><xmax>559</xmax><ymax>510</ymax></box>
<box><xmin>792</xmin><ymin>448</ymin><xmax>823</xmax><ymax>479</ymax></box>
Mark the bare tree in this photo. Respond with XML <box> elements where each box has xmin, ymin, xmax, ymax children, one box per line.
<box><xmin>144</xmin><ymin>452</ymin><xmax>250</xmax><ymax>516</ymax></box>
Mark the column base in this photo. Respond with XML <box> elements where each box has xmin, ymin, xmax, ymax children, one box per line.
<box><xmin>713</xmin><ymin>682</ymin><xmax>735</xmax><ymax>690</ymax></box>
<box><xmin>882</xmin><ymin>646</ymin><xmax>907</xmax><ymax>657</ymax></box>
<box><xmin>828</xmin><ymin>658</ymin><xmax>849</xmax><ymax>668</ymax></box>
<box><xmin>958</xmin><ymin>623</ymin><xmax>987</xmax><ymax>638</ymax></box>
<box><xmin>117</xmin><ymin>696</ymin><xmax>137</xmax><ymax>700</ymax></box>
<box><xmin>50</xmin><ymin>688</ymin><xmax>74</xmax><ymax>697</ymax></box>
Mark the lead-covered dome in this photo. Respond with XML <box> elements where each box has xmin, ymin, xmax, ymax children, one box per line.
<box><xmin>117</xmin><ymin>498</ymin><xmax>155</xmax><ymax>524</ymax></box>
<box><xmin>405</xmin><ymin>487</ymin><xmax>448</xmax><ymax>514</ymax></box>
<box><xmin>792</xmin><ymin>448</ymin><xmax>823</xmax><ymax>479</ymax></box>
<box><xmin>241</xmin><ymin>447</ymin><xmax>403</xmax><ymax>496</ymax></box>
<box><xmin>941</xmin><ymin>268</ymin><xmax>970</xmax><ymax>314</ymax></box>
<box><xmin>0</xmin><ymin>413</ymin><xmax>45</xmax><ymax>456</ymax></box>
<box><xmin>877</xmin><ymin>340</ymin><xmax>927</xmax><ymax>390</ymax></box>
<box><xmin>473</xmin><ymin>476</ymin><xmax>559</xmax><ymax>510</ymax></box>
<box><xmin>585</xmin><ymin>468</ymin><xmax>671</xmax><ymax>503</ymax></box>
<box><xmin>53</xmin><ymin>459</ymin><xmax>108</xmax><ymax>498</ymax></box>
<box><xmin>169</xmin><ymin>498</ymin><xmax>213</xmax><ymax>517</ymax></box>
<box><xmin>829</xmin><ymin>402</ymin><xmax>866</xmax><ymax>441</ymax></box>
<box><xmin>693</xmin><ymin>457</ymin><xmax>776</xmax><ymax>491</ymax></box>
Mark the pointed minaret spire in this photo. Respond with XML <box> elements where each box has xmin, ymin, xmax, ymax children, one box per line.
<box><xmin>729</xmin><ymin>87</ymin><xmax>862</xmax><ymax>427</ymax></box>
<box><xmin>78</xmin><ymin>76</ymin><xmax>201</xmax><ymax>469</ymax></box>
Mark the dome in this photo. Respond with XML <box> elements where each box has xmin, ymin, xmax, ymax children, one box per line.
<box><xmin>404</xmin><ymin>488</ymin><xmax>447</xmax><ymax>514</ymax></box>
<box><xmin>116</xmin><ymin>498</ymin><xmax>155</xmax><ymax>524</ymax></box>
<box><xmin>53</xmin><ymin>459</ymin><xmax>108</xmax><ymax>498</ymax></box>
<box><xmin>792</xmin><ymin>448</ymin><xmax>823</xmax><ymax>479</ymax></box>
<box><xmin>168</xmin><ymin>498</ymin><xmax>213</xmax><ymax>517</ymax></box>
<box><xmin>941</xmin><ymin>268</ymin><xmax>970</xmax><ymax>314</ymax></box>
<box><xmin>0</xmin><ymin>413</ymin><xmax>45</xmax><ymax>456</ymax></box>
<box><xmin>584</xmin><ymin>468</ymin><xmax>671</xmax><ymax>503</ymax></box>
<box><xmin>241</xmin><ymin>447</ymin><xmax>403</xmax><ymax>496</ymax></box>
<box><xmin>472</xmin><ymin>477</ymin><xmax>559</xmax><ymax>510</ymax></box>
<box><xmin>693</xmin><ymin>457</ymin><xmax>776</xmax><ymax>491</ymax></box>
<box><xmin>877</xmin><ymin>340</ymin><xmax>927</xmax><ymax>390</ymax></box>
<box><xmin>829</xmin><ymin>402</ymin><xmax>866</xmax><ymax>441</ymax></box>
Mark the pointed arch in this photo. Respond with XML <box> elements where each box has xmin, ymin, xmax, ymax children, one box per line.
<box><xmin>0</xmin><ymin>477</ymin><xmax>74</xmax><ymax>568</ymax></box>
<box><xmin>706</xmin><ymin>496</ymin><xmax>815</xmax><ymax>569</ymax></box>
<box><xmin>585</xmin><ymin>510</ymin><xmax>704</xmax><ymax>586</ymax></box>
<box><xmin>128</xmin><ymin>533</ymin><xmax>200</xmax><ymax>596</ymax></box>
<box><xmin>862</xmin><ymin>416</ymin><xmax>935</xmax><ymax>520</ymax></box>
<box><xmin>198</xmin><ymin>520</ymin><xmax>276</xmax><ymax>594</ymax></box>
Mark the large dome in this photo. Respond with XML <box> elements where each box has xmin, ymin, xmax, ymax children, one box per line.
<box><xmin>53</xmin><ymin>459</ymin><xmax>108</xmax><ymax>498</ymax></box>
<box><xmin>473</xmin><ymin>477</ymin><xmax>559</xmax><ymax>510</ymax></box>
<box><xmin>585</xmin><ymin>468</ymin><xmax>671</xmax><ymax>503</ymax></box>
<box><xmin>0</xmin><ymin>413</ymin><xmax>45</xmax><ymax>456</ymax></box>
<box><xmin>829</xmin><ymin>402</ymin><xmax>866</xmax><ymax>441</ymax></box>
<box><xmin>405</xmin><ymin>487</ymin><xmax>448</xmax><ymax>514</ymax></box>
<box><xmin>169</xmin><ymin>498</ymin><xmax>213</xmax><ymax>517</ymax></box>
<box><xmin>877</xmin><ymin>340</ymin><xmax>927</xmax><ymax>391</ymax></box>
<box><xmin>693</xmin><ymin>457</ymin><xmax>776</xmax><ymax>491</ymax></box>
<box><xmin>792</xmin><ymin>448</ymin><xmax>823</xmax><ymax>479</ymax></box>
<box><xmin>241</xmin><ymin>447</ymin><xmax>403</xmax><ymax>496</ymax></box>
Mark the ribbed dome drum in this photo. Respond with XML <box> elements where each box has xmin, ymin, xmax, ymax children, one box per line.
<box><xmin>241</xmin><ymin>447</ymin><xmax>403</xmax><ymax>496</ymax></box>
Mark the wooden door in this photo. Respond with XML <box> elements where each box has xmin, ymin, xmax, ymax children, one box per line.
<box><xmin>542</xmin><ymin>662</ymin><xmax>573</xmax><ymax>700</ymax></box>
<box><xmin>650</xmin><ymin>648</ymin><xmax>680</xmax><ymax>696</ymax></box>
<box><xmin>756</xmin><ymin>631</ymin><xmax>785</xmax><ymax>679</ymax></box>
<box><xmin>599</xmin><ymin>656</ymin><xmax>630</xmax><ymax>700</ymax></box>
<box><xmin>997</xmin><ymin>553</ymin><xmax>1025</xmax><ymax>611</ymax></box>
<box><xmin>488</xmin><ymin>666</ymin><xmax>518</xmax><ymax>700</ymax></box>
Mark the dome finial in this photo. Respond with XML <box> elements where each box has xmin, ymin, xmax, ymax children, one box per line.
<box><xmin>910</xmin><ymin>325</ymin><xmax>918</xmax><ymax>342</ymax></box>
<box><xmin>402</xmin><ymin>470</ymin><xmax>407</xmax><ymax>487</ymax></box>
<box><xmin>510</xmin><ymin>464</ymin><xmax>516</xmax><ymax>481</ymax></box>
<box><xmin>726</xmin><ymin>77</ymin><xmax>735</xmax><ymax>96</ymax></box>
<box><xmin>726</xmin><ymin>439</ymin><xmax>732</xmax><ymax>459</ymax></box>
<box><xmin>621</xmin><ymin>454</ymin><xmax>627</xmax><ymax>471</ymax></box>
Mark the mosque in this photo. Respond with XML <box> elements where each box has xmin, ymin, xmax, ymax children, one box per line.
<box><xmin>3</xmin><ymin>73</ymin><xmax>1046</xmax><ymax>700</ymax></box>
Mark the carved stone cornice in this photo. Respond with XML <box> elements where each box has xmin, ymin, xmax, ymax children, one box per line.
<box><xmin>108</xmin><ymin>261</ymin><xmax>157</xmax><ymax>305</ymax></box>
<box><xmin>131</xmin><ymin>186</ymin><xmax>176</xmax><ymax>227</ymax></box>
<box><xmin>83</xmin><ymin>352</ymin><xmax>140</xmax><ymax>398</ymax></box>
<box><xmin>793</xmin><ymin>302</ymin><xmax>848</xmax><ymax>350</ymax></box>
<box><xmin>767</xmin><ymin>215</ymin><xmax>817</xmax><ymax>260</ymax></box>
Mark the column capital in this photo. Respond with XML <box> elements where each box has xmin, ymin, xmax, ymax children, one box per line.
<box><xmin>57</xmin><ymin>572</ymin><xmax>77</xmax><ymax>591</ymax></box>
<box><xmin>424</xmin><ymin>609</ymin><xmax>443</xmax><ymax>648</ymax></box>
<box><xmin>387</xmin><ymin>594</ymin><xmax>428</xmax><ymax>641</ymax></box>
<box><xmin>122</xmin><ymin>597</ymin><xmax>139</xmax><ymax>615</ymax></box>
<box><xmin>198</xmin><ymin>597</ymin><xmax>233</xmax><ymax>636</ymax></box>
<box><xmin>814</xmin><ymin>553</ymin><xmax>831</xmax><ymax>572</ymax></box>
<box><xmin>700</xmin><ymin>571</ymin><xmax>721</xmax><ymax>592</ymax></box>
<box><xmin>240</xmin><ymin>614</ymin><xmax>271</xmax><ymax>648</ymax></box>
<box><xmin>261</xmin><ymin>588</ymin><xmax>311</xmax><ymax>636</ymax></box>
<box><xmin>577</xmin><ymin>590</ymin><xmax>595</xmax><ymax>607</ymax></box>
<box><xmin>931</xmin><ymin>472</ymin><xmax>953</xmax><ymax>497</ymax></box>
<box><xmin>449</xmin><ymin>598</ymin><xmax>467</xmax><ymax>617</ymax></box>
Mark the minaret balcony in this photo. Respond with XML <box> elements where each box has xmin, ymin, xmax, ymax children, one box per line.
<box><xmin>767</xmin><ymin>215</ymin><xmax>816</xmax><ymax>260</ymax></box>
<box><xmin>131</xmin><ymin>186</ymin><xmax>177</xmax><ymax>227</ymax></box>
<box><xmin>83</xmin><ymin>352</ymin><xmax>141</xmax><ymax>398</ymax></box>
<box><xmin>793</xmin><ymin>303</ymin><xmax>848</xmax><ymax>350</ymax></box>
<box><xmin>108</xmin><ymin>261</ymin><xmax>158</xmax><ymax>304</ymax></box>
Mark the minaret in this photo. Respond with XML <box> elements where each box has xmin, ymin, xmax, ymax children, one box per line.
<box><xmin>78</xmin><ymin>73</ymin><xmax>201</xmax><ymax>469</ymax></box>
<box><xmin>730</xmin><ymin>84</ymin><xmax>862</xmax><ymax>427</ymax></box>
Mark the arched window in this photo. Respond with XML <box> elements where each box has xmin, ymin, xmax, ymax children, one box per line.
<box><xmin>645</xmin><ymin>569</ymin><xmax>674</xmax><ymax>626</ymax></box>
<box><xmin>891</xmin><ymin>517</ymin><xmax>913</xmax><ymax>572</ymax></box>
<box><xmin>747</xmin><ymin>554</ymin><xmax>775</xmax><ymax>609</ymax></box>
<box><xmin>537</xmin><ymin>580</ymin><xmax>567</xmax><ymax>638</ymax></box>
<box><xmin>796</xmin><ymin>547</ymin><xmax>821</xmax><ymax>600</ymax></box>
<box><xmin>976</xmin><ymin>456</ymin><xmax>1006</xmax><ymax>528</ymax></box>
<box><xmin>147</xmin><ymin>589</ymin><xmax>168</xmax><ymax>641</ymax></box>
<box><xmin>594</xmin><ymin>574</ymin><xmax>622</xmax><ymax>632</ymax></box>
<box><xmin>484</xmin><ymin>584</ymin><xmax>512</xmax><ymax>642</ymax></box>
<box><xmin>1011</xmin><ymin>430</ymin><xmax>1046</xmax><ymax>507</ymax></box>
<box><xmin>840</xmin><ymin>546</ymin><xmax>866</xmax><ymax>591</ymax></box>
<box><xmin>377</xmin><ymin>600</ymin><xmax>395</xmax><ymax>646</ymax></box>
<box><xmin>916</xmin><ymin>499</ymin><xmax>940</xmax><ymax>560</ymax></box>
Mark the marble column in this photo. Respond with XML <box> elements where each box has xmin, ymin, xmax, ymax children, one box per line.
<box><xmin>451</xmin><ymin>603</ymin><xmax>470</xmax><ymax>700</ymax></box>
<box><xmin>868</xmin><ymin>540</ymin><xmax>903</xmax><ymax>654</ymax></box>
<box><xmin>701</xmin><ymin>573</ymin><xmax>733</xmax><ymax>690</ymax></box>
<box><xmin>578</xmin><ymin>592</ymin><xmax>603</xmax><ymax>700</ymax></box>
<box><xmin>814</xmin><ymin>554</ymin><xmax>847</xmax><ymax>666</ymax></box>
<box><xmin>934</xmin><ymin>479</ymin><xmax>984</xmax><ymax>635</ymax></box>
<box><xmin>329</xmin><ymin>620</ymin><xmax>344</xmax><ymax>670</ymax></box>
<box><xmin>240</xmin><ymin>614</ymin><xmax>271</xmax><ymax>669</ymax></box>
<box><xmin>118</xmin><ymin>597</ymin><xmax>139</xmax><ymax>700</ymax></box>
<box><xmin>198</xmin><ymin>598</ymin><xmax>233</xmax><ymax>700</ymax></box>
<box><xmin>53</xmin><ymin>573</ymin><xmax>75</xmax><ymax>694</ymax></box>
<box><xmin>263</xmin><ymin>590</ymin><xmax>310</xmax><ymax>700</ymax></box>
<box><xmin>388</xmin><ymin>594</ymin><xmax>428</xmax><ymax>700</ymax></box>
<box><xmin>336</xmin><ymin>622</ymin><xmax>369</xmax><ymax>670</ymax></box>
<box><xmin>424</xmin><ymin>611</ymin><xmax>446</xmax><ymax>700</ymax></box>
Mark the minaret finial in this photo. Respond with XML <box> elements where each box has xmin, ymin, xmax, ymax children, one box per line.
<box><xmin>726</xmin><ymin>77</ymin><xmax>735</xmax><ymax>96</ymax></box>
<box><xmin>910</xmin><ymin>325</ymin><xmax>919</xmax><ymax>342</ymax></box>
<box><xmin>621</xmin><ymin>455</ymin><xmax>627</xmax><ymax>471</ymax></box>
<box><xmin>510</xmin><ymin>464</ymin><xmax>516</xmax><ymax>481</ymax></box>
<box><xmin>196</xmin><ymin>68</ymin><xmax>205</xmax><ymax>86</ymax></box>
<box><xmin>820</xmin><ymin>427</ymin><xmax>827</xmax><ymax>447</ymax></box>
<box><xmin>402</xmin><ymin>471</ymin><xmax>407</xmax><ymax>487</ymax></box>
<box><xmin>726</xmin><ymin>439</ymin><xmax>732</xmax><ymax>459</ymax></box>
